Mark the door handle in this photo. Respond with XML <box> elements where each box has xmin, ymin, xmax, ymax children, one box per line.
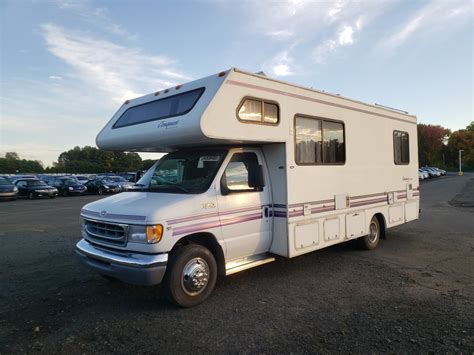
<box><xmin>263</xmin><ymin>206</ymin><xmax>270</xmax><ymax>218</ymax></box>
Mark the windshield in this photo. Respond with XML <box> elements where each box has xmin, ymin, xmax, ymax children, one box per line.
<box><xmin>137</xmin><ymin>149</ymin><xmax>227</xmax><ymax>194</ymax></box>
<box><xmin>27</xmin><ymin>180</ymin><xmax>48</xmax><ymax>186</ymax></box>
<box><xmin>109</xmin><ymin>176</ymin><xmax>127</xmax><ymax>182</ymax></box>
<box><xmin>62</xmin><ymin>179</ymin><xmax>77</xmax><ymax>186</ymax></box>
<box><xmin>0</xmin><ymin>177</ymin><xmax>11</xmax><ymax>185</ymax></box>
<box><xmin>101</xmin><ymin>178</ymin><xmax>116</xmax><ymax>184</ymax></box>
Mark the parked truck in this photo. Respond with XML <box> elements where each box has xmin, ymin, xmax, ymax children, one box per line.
<box><xmin>76</xmin><ymin>68</ymin><xmax>419</xmax><ymax>307</ymax></box>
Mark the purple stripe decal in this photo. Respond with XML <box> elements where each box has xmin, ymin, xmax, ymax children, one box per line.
<box><xmin>350</xmin><ymin>197</ymin><xmax>387</xmax><ymax>207</ymax></box>
<box><xmin>167</xmin><ymin>205</ymin><xmax>264</xmax><ymax>225</ymax></box>
<box><xmin>172</xmin><ymin>212</ymin><xmax>263</xmax><ymax>236</ymax></box>
<box><xmin>351</xmin><ymin>192</ymin><xmax>386</xmax><ymax>200</ymax></box>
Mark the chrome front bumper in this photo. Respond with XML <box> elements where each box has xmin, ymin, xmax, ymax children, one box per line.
<box><xmin>76</xmin><ymin>239</ymin><xmax>168</xmax><ymax>286</ymax></box>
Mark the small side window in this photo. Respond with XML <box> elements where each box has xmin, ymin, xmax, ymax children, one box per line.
<box><xmin>237</xmin><ymin>98</ymin><xmax>279</xmax><ymax>125</ymax></box>
<box><xmin>394</xmin><ymin>130</ymin><xmax>409</xmax><ymax>165</ymax></box>
<box><xmin>222</xmin><ymin>153</ymin><xmax>260</xmax><ymax>193</ymax></box>
<box><xmin>238</xmin><ymin>99</ymin><xmax>262</xmax><ymax>122</ymax></box>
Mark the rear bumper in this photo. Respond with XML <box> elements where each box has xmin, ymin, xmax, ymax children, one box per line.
<box><xmin>75</xmin><ymin>239</ymin><xmax>168</xmax><ymax>286</ymax></box>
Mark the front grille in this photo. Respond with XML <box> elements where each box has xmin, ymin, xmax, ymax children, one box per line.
<box><xmin>84</xmin><ymin>219</ymin><xmax>128</xmax><ymax>246</ymax></box>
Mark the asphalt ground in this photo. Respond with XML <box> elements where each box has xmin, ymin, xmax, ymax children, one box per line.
<box><xmin>0</xmin><ymin>174</ymin><xmax>473</xmax><ymax>353</ymax></box>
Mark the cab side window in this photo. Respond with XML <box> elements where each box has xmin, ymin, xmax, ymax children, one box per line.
<box><xmin>16</xmin><ymin>181</ymin><xmax>26</xmax><ymax>188</ymax></box>
<box><xmin>222</xmin><ymin>152</ymin><xmax>260</xmax><ymax>193</ymax></box>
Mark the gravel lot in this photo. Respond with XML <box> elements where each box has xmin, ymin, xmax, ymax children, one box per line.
<box><xmin>1</xmin><ymin>175</ymin><xmax>473</xmax><ymax>353</ymax></box>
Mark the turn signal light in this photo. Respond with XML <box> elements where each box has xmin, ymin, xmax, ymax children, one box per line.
<box><xmin>146</xmin><ymin>224</ymin><xmax>163</xmax><ymax>244</ymax></box>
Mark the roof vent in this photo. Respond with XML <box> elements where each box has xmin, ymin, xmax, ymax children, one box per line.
<box><xmin>255</xmin><ymin>71</ymin><xmax>266</xmax><ymax>76</ymax></box>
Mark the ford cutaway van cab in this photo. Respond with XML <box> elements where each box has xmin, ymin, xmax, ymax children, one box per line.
<box><xmin>76</xmin><ymin>68</ymin><xmax>419</xmax><ymax>307</ymax></box>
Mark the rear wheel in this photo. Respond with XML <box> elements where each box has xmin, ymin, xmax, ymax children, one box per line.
<box><xmin>358</xmin><ymin>216</ymin><xmax>381</xmax><ymax>250</ymax></box>
<box><xmin>98</xmin><ymin>187</ymin><xmax>105</xmax><ymax>195</ymax></box>
<box><xmin>28</xmin><ymin>192</ymin><xmax>34</xmax><ymax>200</ymax></box>
<box><xmin>61</xmin><ymin>189</ymin><xmax>68</xmax><ymax>197</ymax></box>
<box><xmin>163</xmin><ymin>244</ymin><xmax>217</xmax><ymax>307</ymax></box>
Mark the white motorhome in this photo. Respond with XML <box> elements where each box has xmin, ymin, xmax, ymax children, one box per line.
<box><xmin>76</xmin><ymin>68</ymin><xmax>419</xmax><ymax>307</ymax></box>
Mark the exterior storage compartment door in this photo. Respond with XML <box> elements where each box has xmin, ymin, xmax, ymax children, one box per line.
<box><xmin>345</xmin><ymin>211</ymin><xmax>366</xmax><ymax>239</ymax></box>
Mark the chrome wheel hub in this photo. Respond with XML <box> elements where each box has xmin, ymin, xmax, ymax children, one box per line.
<box><xmin>368</xmin><ymin>221</ymin><xmax>379</xmax><ymax>243</ymax></box>
<box><xmin>181</xmin><ymin>257</ymin><xmax>209</xmax><ymax>296</ymax></box>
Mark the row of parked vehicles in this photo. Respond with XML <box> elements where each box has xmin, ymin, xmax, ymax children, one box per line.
<box><xmin>419</xmin><ymin>166</ymin><xmax>447</xmax><ymax>180</ymax></box>
<box><xmin>0</xmin><ymin>173</ymin><xmax>137</xmax><ymax>201</ymax></box>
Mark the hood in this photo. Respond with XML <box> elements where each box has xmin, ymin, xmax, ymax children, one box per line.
<box><xmin>81</xmin><ymin>191</ymin><xmax>216</xmax><ymax>225</ymax></box>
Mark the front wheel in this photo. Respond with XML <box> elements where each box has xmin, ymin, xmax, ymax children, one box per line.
<box><xmin>98</xmin><ymin>187</ymin><xmax>105</xmax><ymax>195</ymax></box>
<box><xmin>163</xmin><ymin>244</ymin><xmax>217</xmax><ymax>307</ymax></box>
<box><xmin>28</xmin><ymin>192</ymin><xmax>34</xmax><ymax>200</ymax></box>
<box><xmin>358</xmin><ymin>216</ymin><xmax>381</xmax><ymax>250</ymax></box>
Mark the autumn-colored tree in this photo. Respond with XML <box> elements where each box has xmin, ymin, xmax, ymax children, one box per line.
<box><xmin>446</xmin><ymin>122</ymin><xmax>474</xmax><ymax>170</ymax></box>
<box><xmin>417</xmin><ymin>124</ymin><xmax>451</xmax><ymax>166</ymax></box>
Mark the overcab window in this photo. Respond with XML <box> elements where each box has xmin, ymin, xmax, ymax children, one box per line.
<box><xmin>295</xmin><ymin>116</ymin><xmax>345</xmax><ymax>165</ymax></box>
<box><xmin>113</xmin><ymin>88</ymin><xmax>205</xmax><ymax>128</ymax></box>
<box><xmin>393</xmin><ymin>131</ymin><xmax>409</xmax><ymax>164</ymax></box>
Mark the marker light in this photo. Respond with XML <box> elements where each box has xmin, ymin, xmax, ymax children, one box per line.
<box><xmin>164</xmin><ymin>89</ymin><xmax>169</xmax><ymax>93</ymax></box>
<box><xmin>218</xmin><ymin>71</ymin><xmax>225</xmax><ymax>77</ymax></box>
<box><xmin>124</xmin><ymin>100</ymin><xmax>130</xmax><ymax>105</ymax></box>
<box><xmin>154</xmin><ymin>91</ymin><xmax>160</xmax><ymax>96</ymax></box>
<box><xmin>175</xmin><ymin>85</ymin><xmax>182</xmax><ymax>90</ymax></box>
<box><xmin>146</xmin><ymin>224</ymin><xmax>163</xmax><ymax>244</ymax></box>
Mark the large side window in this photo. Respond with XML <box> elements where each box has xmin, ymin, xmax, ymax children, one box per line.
<box><xmin>295</xmin><ymin>116</ymin><xmax>345</xmax><ymax>165</ymax></box>
<box><xmin>222</xmin><ymin>153</ymin><xmax>260</xmax><ymax>192</ymax></box>
<box><xmin>393</xmin><ymin>130</ymin><xmax>409</xmax><ymax>164</ymax></box>
<box><xmin>113</xmin><ymin>87</ymin><xmax>205</xmax><ymax>129</ymax></box>
<box><xmin>237</xmin><ymin>98</ymin><xmax>279</xmax><ymax>125</ymax></box>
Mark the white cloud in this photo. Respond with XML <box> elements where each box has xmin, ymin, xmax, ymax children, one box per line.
<box><xmin>264</xmin><ymin>50</ymin><xmax>295</xmax><ymax>77</ymax></box>
<box><xmin>54</xmin><ymin>0</ymin><xmax>137</xmax><ymax>40</ymax></box>
<box><xmin>338</xmin><ymin>25</ymin><xmax>354</xmax><ymax>45</ymax></box>
<box><xmin>383</xmin><ymin>0</ymin><xmax>473</xmax><ymax>48</ymax></box>
<box><xmin>40</xmin><ymin>23</ymin><xmax>190</xmax><ymax>103</ymax></box>
<box><xmin>48</xmin><ymin>75</ymin><xmax>63</xmax><ymax>80</ymax></box>
<box><xmin>266</xmin><ymin>30</ymin><xmax>294</xmax><ymax>40</ymax></box>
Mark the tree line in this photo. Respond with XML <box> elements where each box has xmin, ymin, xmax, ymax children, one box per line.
<box><xmin>1</xmin><ymin>121</ymin><xmax>472</xmax><ymax>174</ymax></box>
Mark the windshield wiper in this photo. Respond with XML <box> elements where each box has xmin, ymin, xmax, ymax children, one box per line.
<box><xmin>149</xmin><ymin>185</ymin><xmax>191</xmax><ymax>194</ymax></box>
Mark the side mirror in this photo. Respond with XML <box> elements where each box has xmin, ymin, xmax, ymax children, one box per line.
<box><xmin>248</xmin><ymin>164</ymin><xmax>265</xmax><ymax>190</ymax></box>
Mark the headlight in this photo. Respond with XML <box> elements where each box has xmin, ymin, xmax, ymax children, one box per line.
<box><xmin>13</xmin><ymin>186</ymin><xmax>18</xmax><ymax>192</ymax></box>
<box><xmin>103</xmin><ymin>185</ymin><xmax>109</xmax><ymax>189</ymax></box>
<box><xmin>128</xmin><ymin>224</ymin><xmax>163</xmax><ymax>244</ymax></box>
<box><xmin>68</xmin><ymin>187</ymin><xmax>74</xmax><ymax>191</ymax></box>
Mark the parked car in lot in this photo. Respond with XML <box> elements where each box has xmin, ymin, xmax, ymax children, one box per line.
<box><xmin>74</xmin><ymin>175</ymin><xmax>92</xmax><ymax>184</ymax></box>
<box><xmin>420</xmin><ymin>167</ymin><xmax>438</xmax><ymax>178</ymax></box>
<box><xmin>46</xmin><ymin>176</ymin><xmax>87</xmax><ymax>196</ymax></box>
<box><xmin>0</xmin><ymin>176</ymin><xmax>18</xmax><ymax>200</ymax></box>
<box><xmin>84</xmin><ymin>178</ymin><xmax>121</xmax><ymax>195</ymax></box>
<box><xmin>104</xmin><ymin>176</ymin><xmax>135</xmax><ymax>191</ymax></box>
<box><xmin>432</xmin><ymin>167</ymin><xmax>447</xmax><ymax>176</ymax></box>
<box><xmin>418</xmin><ymin>169</ymin><xmax>429</xmax><ymax>180</ymax></box>
<box><xmin>14</xmin><ymin>178</ymin><xmax>58</xmax><ymax>199</ymax></box>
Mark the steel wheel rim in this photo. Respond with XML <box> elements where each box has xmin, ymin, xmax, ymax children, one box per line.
<box><xmin>181</xmin><ymin>257</ymin><xmax>210</xmax><ymax>296</ymax></box>
<box><xmin>368</xmin><ymin>221</ymin><xmax>379</xmax><ymax>244</ymax></box>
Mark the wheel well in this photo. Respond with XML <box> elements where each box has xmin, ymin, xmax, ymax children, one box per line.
<box><xmin>171</xmin><ymin>233</ymin><xmax>226</xmax><ymax>276</ymax></box>
<box><xmin>373</xmin><ymin>213</ymin><xmax>386</xmax><ymax>239</ymax></box>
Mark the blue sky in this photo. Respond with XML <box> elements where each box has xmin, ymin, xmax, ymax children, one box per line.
<box><xmin>1</xmin><ymin>0</ymin><xmax>473</xmax><ymax>166</ymax></box>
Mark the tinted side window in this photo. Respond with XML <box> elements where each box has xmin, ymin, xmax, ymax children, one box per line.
<box><xmin>394</xmin><ymin>131</ymin><xmax>409</xmax><ymax>164</ymax></box>
<box><xmin>113</xmin><ymin>88</ymin><xmax>205</xmax><ymax>128</ymax></box>
<box><xmin>223</xmin><ymin>153</ymin><xmax>259</xmax><ymax>192</ymax></box>
<box><xmin>322</xmin><ymin>120</ymin><xmax>345</xmax><ymax>163</ymax></box>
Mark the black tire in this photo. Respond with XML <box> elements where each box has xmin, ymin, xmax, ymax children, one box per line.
<box><xmin>49</xmin><ymin>195</ymin><xmax>56</xmax><ymax>199</ymax></box>
<box><xmin>163</xmin><ymin>244</ymin><xmax>217</xmax><ymax>308</ymax></box>
<box><xmin>28</xmin><ymin>192</ymin><xmax>34</xmax><ymax>200</ymax></box>
<box><xmin>358</xmin><ymin>216</ymin><xmax>381</xmax><ymax>250</ymax></box>
<box><xmin>61</xmin><ymin>189</ymin><xmax>68</xmax><ymax>197</ymax></box>
<box><xmin>98</xmin><ymin>187</ymin><xmax>105</xmax><ymax>195</ymax></box>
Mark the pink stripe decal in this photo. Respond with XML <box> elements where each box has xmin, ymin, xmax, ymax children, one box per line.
<box><xmin>167</xmin><ymin>205</ymin><xmax>263</xmax><ymax>225</ymax></box>
<box><xmin>226</xmin><ymin>80</ymin><xmax>415</xmax><ymax>124</ymax></box>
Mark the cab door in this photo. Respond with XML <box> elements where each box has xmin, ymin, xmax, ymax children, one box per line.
<box><xmin>216</xmin><ymin>149</ymin><xmax>272</xmax><ymax>261</ymax></box>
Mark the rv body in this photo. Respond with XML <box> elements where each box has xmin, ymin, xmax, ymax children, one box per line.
<box><xmin>76</xmin><ymin>68</ymin><xmax>419</xmax><ymax>306</ymax></box>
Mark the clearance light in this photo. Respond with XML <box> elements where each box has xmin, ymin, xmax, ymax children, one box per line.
<box><xmin>154</xmin><ymin>91</ymin><xmax>160</xmax><ymax>96</ymax></box>
<box><xmin>164</xmin><ymin>89</ymin><xmax>169</xmax><ymax>93</ymax></box>
<box><xmin>124</xmin><ymin>100</ymin><xmax>130</xmax><ymax>105</ymax></box>
<box><xmin>218</xmin><ymin>71</ymin><xmax>225</xmax><ymax>77</ymax></box>
<box><xmin>146</xmin><ymin>224</ymin><xmax>163</xmax><ymax>244</ymax></box>
<box><xmin>175</xmin><ymin>85</ymin><xmax>182</xmax><ymax>90</ymax></box>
